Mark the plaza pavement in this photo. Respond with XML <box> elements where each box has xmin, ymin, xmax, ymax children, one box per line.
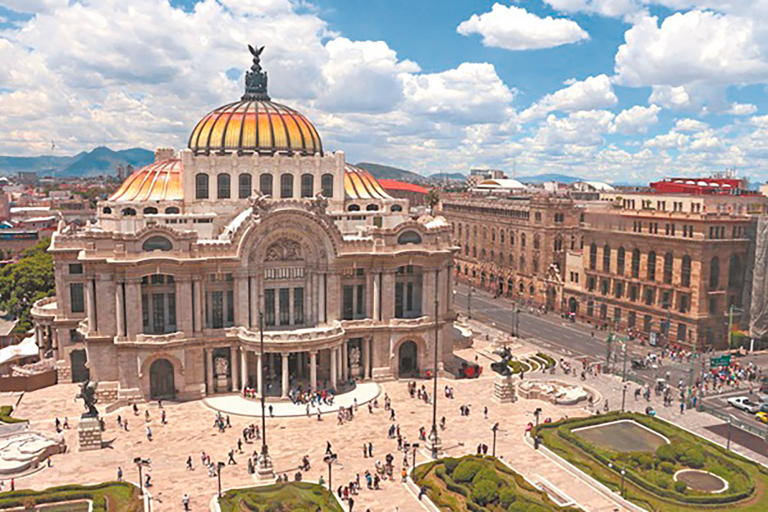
<box><xmin>11</xmin><ymin>317</ymin><xmax>750</xmax><ymax>511</ymax></box>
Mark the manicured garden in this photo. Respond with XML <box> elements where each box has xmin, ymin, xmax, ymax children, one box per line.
<box><xmin>534</xmin><ymin>412</ymin><xmax>768</xmax><ymax>511</ymax></box>
<box><xmin>506</xmin><ymin>352</ymin><xmax>555</xmax><ymax>375</ymax></box>
<box><xmin>0</xmin><ymin>406</ymin><xmax>25</xmax><ymax>424</ymax></box>
<box><xmin>0</xmin><ymin>482</ymin><xmax>141</xmax><ymax>511</ymax></box>
<box><xmin>412</xmin><ymin>454</ymin><xmax>578</xmax><ymax>511</ymax></box>
<box><xmin>219</xmin><ymin>481</ymin><xmax>342</xmax><ymax>512</ymax></box>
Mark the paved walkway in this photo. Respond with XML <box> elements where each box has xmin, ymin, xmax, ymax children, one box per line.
<box><xmin>203</xmin><ymin>382</ymin><xmax>381</xmax><ymax>418</ymax></box>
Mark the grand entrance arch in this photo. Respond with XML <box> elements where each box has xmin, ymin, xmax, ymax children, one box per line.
<box><xmin>150</xmin><ymin>359</ymin><xmax>175</xmax><ymax>399</ymax></box>
<box><xmin>398</xmin><ymin>341</ymin><xmax>418</xmax><ymax>377</ymax></box>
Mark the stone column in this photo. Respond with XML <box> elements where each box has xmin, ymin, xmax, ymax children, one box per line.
<box><xmin>367</xmin><ymin>338</ymin><xmax>373</xmax><ymax>379</ymax></box>
<box><xmin>240</xmin><ymin>349</ymin><xmax>248</xmax><ymax>391</ymax></box>
<box><xmin>281</xmin><ymin>353</ymin><xmax>289</xmax><ymax>399</ymax></box>
<box><xmin>372</xmin><ymin>272</ymin><xmax>380</xmax><ymax>321</ymax></box>
<box><xmin>361</xmin><ymin>337</ymin><xmax>369</xmax><ymax>381</ymax></box>
<box><xmin>318</xmin><ymin>272</ymin><xmax>326</xmax><ymax>324</ymax></box>
<box><xmin>330</xmin><ymin>347</ymin><xmax>338</xmax><ymax>389</ymax></box>
<box><xmin>310</xmin><ymin>351</ymin><xmax>317</xmax><ymax>391</ymax></box>
<box><xmin>177</xmin><ymin>277</ymin><xmax>193</xmax><ymax>335</ymax></box>
<box><xmin>327</xmin><ymin>272</ymin><xmax>340</xmax><ymax>322</ymax></box>
<box><xmin>249</xmin><ymin>276</ymin><xmax>258</xmax><ymax>328</ymax></box>
<box><xmin>381</xmin><ymin>270</ymin><xmax>395</xmax><ymax>320</ymax></box>
<box><xmin>125</xmin><ymin>279</ymin><xmax>141</xmax><ymax>339</ymax></box>
<box><xmin>256</xmin><ymin>353</ymin><xmax>263</xmax><ymax>397</ymax></box>
<box><xmin>115</xmin><ymin>280</ymin><xmax>125</xmax><ymax>338</ymax></box>
<box><xmin>193</xmin><ymin>277</ymin><xmax>204</xmax><ymax>333</ymax></box>
<box><xmin>342</xmin><ymin>340</ymin><xmax>349</xmax><ymax>381</ymax></box>
<box><xmin>206</xmin><ymin>349</ymin><xmax>214</xmax><ymax>395</ymax></box>
<box><xmin>85</xmin><ymin>278</ymin><xmax>96</xmax><ymax>333</ymax></box>
<box><xmin>234</xmin><ymin>275</ymin><xmax>248</xmax><ymax>327</ymax></box>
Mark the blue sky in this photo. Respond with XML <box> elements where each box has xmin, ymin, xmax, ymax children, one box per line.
<box><xmin>1</xmin><ymin>1</ymin><xmax>768</xmax><ymax>183</ymax></box>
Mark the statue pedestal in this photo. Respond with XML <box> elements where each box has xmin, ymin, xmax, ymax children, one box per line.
<box><xmin>216</xmin><ymin>375</ymin><xmax>228</xmax><ymax>393</ymax></box>
<box><xmin>493</xmin><ymin>374</ymin><xmax>516</xmax><ymax>404</ymax></box>
<box><xmin>350</xmin><ymin>362</ymin><xmax>362</xmax><ymax>379</ymax></box>
<box><xmin>256</xmin><ymin>453</ymin><xmax>275</xmax><ymax>480</ymax></box>
<box><xmin>78</xmin><ymin>416</ymin><xmax>102</xmax><ymax>451</ymax></box>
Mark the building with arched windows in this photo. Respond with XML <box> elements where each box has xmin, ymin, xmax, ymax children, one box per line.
<box><xmin>31</xmin><ymin>49</ymin><xmax>455</xmax><ymax>402</ymax></box>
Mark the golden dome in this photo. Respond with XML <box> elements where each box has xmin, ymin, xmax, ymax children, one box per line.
<box><xmin>109</xmin><ymin>159</ymin><xmax>183</xmax><ymax>202</ymax></box>
<box><xmin>188</xmin><ymin>100</ymin><xmax>322</xmax><ymax>156</ymax></box>
<box><xmin>344</xmin><ymin>165</ymin><xmax>393</xmax><ymax>200</ymax></box>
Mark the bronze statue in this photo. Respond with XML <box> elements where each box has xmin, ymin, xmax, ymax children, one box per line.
<box><xmin>76</xmin><ymin>379</ymin><xmax>99</xmax><ymax>418</ymax></box>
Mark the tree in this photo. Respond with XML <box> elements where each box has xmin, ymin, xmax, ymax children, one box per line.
<box><xmin>425</xmin><ymin>188</ymin><xmax>440</xmax><ymax>215</ymax></box>
<box><xmin>0</xmin><ymin>238</ymin><xmax>55</xmax><ymax>333</ymax></box>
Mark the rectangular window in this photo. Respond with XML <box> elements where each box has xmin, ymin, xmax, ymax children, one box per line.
<box><xmin>406</xmin><ymin>282</ymin><xmax>413</xmax><ymax>311</ymax></box>
<box><xmin>69</xmin><ymin>263</ymin><xmax>83</xmax><ymax>274</ymax></box>
<box><xmin>629</xmin><ymin>284</ymin><xmax>638</xmax><ymax>302</ymax></box>
<box><xmin>628</xmin><ymin>311</ymin><xmax>636</xmax><ymax>328</ymax></box>
<box><xmin>226</xmin><ymin>289</ymin><xmax>234</xmax><ymax>325</ymax></box>
<box><xmin>643</xmin><ymin>314</ymin><xmax>652</xmax><ymax>333</ymax></box>
<box><xmin>265</xmin><ymin>289</ymin><xmax>275</xmax><ymax>326</ymax></box>
<box><xmin>356</xmin><ymin>284</ymin><xmax>365</xmax><ymax>316</ymax></box>
<box><xmin>70</xmin><ymin>282</ymin><xmax>85</xmax><ymax>313</ymax></box>
<box><xmin>294</xmin><ymin>287</ymin><xmax>304</xmax><ymax>325</ymax></box>
<box><xmin>279</xmin><ymin>288</ymin><xmax>290</xmax><ymax>325</ymax></box>
<box><xmin>342</xmin><ymin>285</ymin><xmax>354</xmax><ymax>320</ymax></box>
<box><xmin>168</xmin><ymin>292</ymin><xmax>176</xmax><ymax>331</ymax></box>
<box><xmin>152</xmin><ymin>293</ymin><xmax>165</xmax><ymax>334</ymax></box>
<box><xmin>142</xmin><ymin>294</ymin><xmax>149</xmax><ymax>330</ymax></box>
<box><xmin>614</xmin><ymin>307</ymin><xmax>621</xmax><ymax>324</ymax></box>
<box><xmin>679</xmin><ymin>295</ymin><xmax>689</xmax><ymax>313</ymax></box>
<box><xmin>395</xmin><ymin>282</ymin><xmax>404</xmax><ymax>318</ymax></box>
<box><xmin>211</xmin><ymin>291</ymin><xmax>224</xmax><ymax>329</ymax></box>
<box><xmin>614</xmin><ymin>282</ymin><xmax>623</xmax><ymax>298</ymax></box>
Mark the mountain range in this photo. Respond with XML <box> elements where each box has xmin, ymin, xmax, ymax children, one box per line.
<box><xmin>515</xmin><ymin>173</ymin><xmax>583</xmax><ymax>184</ymax></box>
<box><xmin>0</xmin><ymin>146</ymin><xmax>155</xmax><ymax>177</ymax></box>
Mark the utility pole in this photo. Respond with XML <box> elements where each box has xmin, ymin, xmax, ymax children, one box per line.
<box><xmin>429</xmin><ymin>269</ymin><xmax>441</xmax><ymax>459</ymax></box>
<box><xmin>467</xmin><ymin>286</ymin><xmax>473</xmax><ymax>320</ymax></box>
<box><xmin>491</xmin><ymin>423</ymin><xmax>499</xmax><ymax>457</ymax></box>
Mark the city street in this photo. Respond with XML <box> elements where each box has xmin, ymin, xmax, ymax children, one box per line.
<box><xmin>454</xmin><ymin>282</ymin><xmax>768</xmax><ymax>444</ymax></box>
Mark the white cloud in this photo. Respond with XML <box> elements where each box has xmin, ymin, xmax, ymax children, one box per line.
<box><xmin>613</xmin><ymin>105</ymin><xmax>661</xmax><ymax>134</ymax></box>
<box><xmin>649</xmin><ymin>85</ymin><xmax>691</xmax><ymax>109</ymax></box>
<box><xmin>0</xmin><ymin>0</ymin><xmax>69</xmax><ymax>14</ymax></box>
<box><xmin>727</xmin><ymin>102</ymin><xmax>758</xmax><ymax>116</ymax></box>
<box><xmin>644</xmin><ymin>130</ymin><xmax>690</xmax><ymax>149</ymax></box>
<box><xmin>532</xmin><ymin>110</ymin><xmax>616</xmax><ymax>148</ymax></box>
<box><xmin>520</xmin><ymin>74</ymin><xmax>617</xmax><ymax>122</ymax></box>
<box><xmin>616</xmin><ymin>12</ymin><xmax>768</xmax><ymax>88</ymax></box>
<box><xmin>457</xmin><ymin>4</ymin><xmax>589</xmax><ymax>51</ymax></box>
<box><xmin>674</xmin><ymin>118</ymin><xmax>709</xmax><ymax>132</ymax></box>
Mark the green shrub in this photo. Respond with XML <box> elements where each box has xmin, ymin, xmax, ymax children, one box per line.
<box><xmin>471</xmin><ymin>479</ymin><xmax>499</xmax><ymax>506</ymax></box>
<box><xmin>444</xmin><ymin>457</ymin><xmax>460</xmax><ymax>474</ymax></box>
<box><xmin>637</xmin><ymin>454</ymin><xmax>653</xmax><ymax>470</ymax></box>
<box><xmin>499</xmin><ymin>487</ymin><xmax>517</xmax><ymax>507</ymax></box>
<box><xmin>681</xmin><ymin>449</ymin><xmax>705</xmax><ymax>469</ymax></box>
<box><xmin>656</xmin><ymin>444</ymin><xmax>676</xmax><ymax>463</ymax></box>
<box><xmin>453</xmin><ymin>460</ymin><xmax>482</xmax><ymax>483</ymax></box>
<box><xmin>674</xmin><ymin>480</ymin><xmax>687</xmax><ymax>494</ymax></box>
<box><xmin>472</xmin><ymin>467</ymin><xmax>503</xmax><ymax>487</ymax></box>
<box><xmin>659</xmin><ymin>462</ymin><xmax>675</xmax><ymax>475</ymax></box>
<box><xmin>656</xmin><ymin>476</ymin><xmax>669</xmax><ymax>489</ymax></box>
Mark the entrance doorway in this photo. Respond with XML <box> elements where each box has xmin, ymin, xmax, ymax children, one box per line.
<box><xmin>150</xmin><ymin>359</ymin><xmax>175</xmax><ymax>399</ymax></box>
<box><xmin>398</xmin><ymin>341</ymin><xmax>418</xmax><ymax>377</ymax></box>
<box><xmin>70</xmin><ymin>349</ymin><xmax>89</xmax><ymax>383</ymax></box>
<box><xmin>569</xmin><ymin>297</ymin><xmax>578</xmax><ymax>314</ymax></box>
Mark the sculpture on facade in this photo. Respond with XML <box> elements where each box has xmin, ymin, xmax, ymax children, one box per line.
<box><xmin>265</xmin><ymin>238</ymin><xmax>303</xmax><ymax>261</ymax></box>
<box><xmin>349</xmin><ymin>346</ymin><xmax>361</xmax><ymax>366</ymax></box>
<box><xmin>76</xmin><ymin>379</ymin><xmax>99</xmax><ymax>418</ymax></box>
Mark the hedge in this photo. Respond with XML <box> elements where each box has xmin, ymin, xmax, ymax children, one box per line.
<box><xmin>0</xmin><ymin>406</ymin><xmax>26</xmax><ymax>424</ymax></box>
<box><xmin>0</xmin><ymin>482</ymin><xmax>140</xmax><ymax>511</ymax></box>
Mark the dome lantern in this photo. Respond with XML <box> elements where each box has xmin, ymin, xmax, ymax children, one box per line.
<box><xmin>242</xmin><ymin>44</ymin><xmax>270</xmax><ymax>102</ymax></box>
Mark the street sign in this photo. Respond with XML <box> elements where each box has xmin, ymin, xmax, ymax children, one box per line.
<box><xmin>710</xmin><ymin>355</ymin><xmax>731</xmax><ymax>367</ymax></box>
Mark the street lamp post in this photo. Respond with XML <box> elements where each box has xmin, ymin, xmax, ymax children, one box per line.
<box><xmin>620</xmin><ymin>469</ymin><xmax>627</xmax><ymax>497</ymax></box>
<box><xmin>216</xmin><ymin>461</ymin><xmax>225</xmax><ymax>498</ymax></box>
<box><xmin>323</xmin><ymin>452</ymin><xmax>337</xmax><ymax>490</ymax></box>
<box><xmin>621</xmin><ymin>383</ymin><xmax>628</xmax><ymax>413</ymax></box>
<box><xmin>491</xmin><ymin>423</ymin><xmax>499</xmax><ymax>457</ymax></box>
<box><xmin>467</xmin><ymin>286</ymin><xmax>473</xmax><ymax>320</ymax></box>
<box><xmin>412</xmin><ymin>443</ymin><xmax>419</xmax><ymax>468</ymax></box>
<box><xmin>533</xmin><ymin>407</ymin><xmax>542</xmax><ymax>427</ymax></box>
<box><xmin>257</xmin><ymin>311</ymin><xmax>274</xmax><ymax>479</ymax></box>
<box><xmin>428</xmin><ymin>269</ymin><xmax>442</xmax><ymax>459</ymax></box>
<box><xmin>133</xmin><ymin>457</ymin><xmax>150</xmax><ymax>496</ymax></box>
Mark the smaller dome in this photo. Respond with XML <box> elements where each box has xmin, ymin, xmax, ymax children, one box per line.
<box><xmin>109</xmin><ymin>159</ymin><xmax>183</xmax><ymax>202</ymax></box>
<box><xmin>344</xmin><ymin>165</ymin><xmax>393</xmax><ymax>200</ymax></box>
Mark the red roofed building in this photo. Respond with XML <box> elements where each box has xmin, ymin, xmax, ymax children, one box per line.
<box><xmin>378</xmin><ymin>179</ymin><xmax>429</xmax><ymax>206</ymax></box>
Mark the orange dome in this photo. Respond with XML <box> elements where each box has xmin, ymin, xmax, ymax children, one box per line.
<box><xmin>188</xmin><ymin>100</ymin><xmax>323</xmax><ymax>156</ymax></box>
<box><xmin>344</xmin><ymin>165</ymin><xmax>393</xmax><ymax>200</ymax></box>
<box><xmin>109</xmin><ymin>159</ymin><xmax>183</xmax><ymax>202</ymax></box>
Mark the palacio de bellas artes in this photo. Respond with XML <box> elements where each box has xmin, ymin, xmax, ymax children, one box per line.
<box><xmin>32</xmin><ymin>48</ymin><xmax>456</xmax><ymax>405</ymax></box>
<box><xmin>7</xmin><ymin>2</ymin><xmax>768</xmax><ymax>512</ymax></box>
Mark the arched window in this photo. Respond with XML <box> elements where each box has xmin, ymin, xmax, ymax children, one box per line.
<box><xmin>589</xmin><ymin>243</ymin><xmax>597</xmax><ymax>270</ymax></box>
<box><xmin>366</xmin><ymin>204</ymin><xmax>380</xmax><ymax>211</ymax></box>
<box><xmin>102</xmin><ymin>207</ymin><xmax>112</xmax><ymax>214</ymax></box>
<box><xmin>681</xmin><ymin>255</ymin><xmax>692</xmax><ymax>287</ymax></box>
<box><xmin>347</xmin><ymin>204</ymin><xmax>360</xmax><ymax>212</ymax></box>
<box><xmin>122</xmin><ymin>207</ymin><xmax>136</xmax><ymax>216</ymax></box>
<box><xmin>617</xmin><ymin>247</ymin><xmax>626</xmax><ymax>275</ymax></box>
<box><xmin>165</xmin><ymin>206</ymin><xmax>180</xmax><ymax>214</ymax></box>
<box><xmin>500</xmin><ymin>231</ymin><xmax>505</xmax><ymax>244</ymax></box>
<box><xmin>217</xmin><ymin>173</ymin><xmax>231</xmax><ymax>199</ymax></box>
<box><xmin>533</xmin><ymin>234</ymin><xmax>540</xmax><ymax>250</ymax></box>
<box><xmin>321</xmin><ymin>173</ymin><xmax>334</xmax><ymax>197</ymax></box>
<box><xmin>301</xmin><ymin>174</ymin><xmax>314</xmax><ymax>198</ymax></box>
<box><xmin>728</xmin><ymin>254</ymin><xmax>743</xmax><ymax>289</ymax></box>
<box><xmin>143</xmin><ymin>207</ymin><xmax>158</xmax><ymax>214</ymax></box>
<box><xmin>482</xmin><ymin>227</ymin><xmax>487</xmax><ymax>241</ymax></box>
<box><xmin>239</xmin><ymin>173</ymin><xmax>252</xmax><ymax>199</ymax></box>
<box><xmin>554</xmin><ymin>236</ymin><xmax>563</xmax><ymax>252</ymax></box>
<box><xmin>521</xmin><ymin>233</ymin><xmax>526</xmax><ymax>248</ymax></box>
<box><xmin>710</xmin><ymin>256</ymin><xmax>720</xmax><ymax>289</ymax></box>
<box><xmin>195</xmin><ymin>173</ymin><xmax>209</xmax><ymax>200</ymax></box>
<box><xmin>391</xmin><ymin>205</ymin><xmax>403</xmax><ymax>212</ymax></box>
<box><xmin>142</xmin><ymin>236</ymin><xmax>173</xmax><ymax>252</ymax></box>
<box><xmin>663</xmin><ymin>252</ymin><xmax>674</xmax><ymax>284</ymax></box>
<box><xmin>397</xmin><ymin>230</ymin><xmax>422</xmax><ymax>245</ymax></box>
<box><xmin>490</xmin><ymin>250</ymin><xmax>495</xmax><ymax>262</ymax></box>
<box><xmin>647</xmin><ymin>251</ymin><xmax>657</xmax><ymax>281</ymax></box>
<box><xmin>510</xmin><ymin>233</ymin><xmax>515</xmax><ymax>246</ymax></box>
<box><xmin>259</xmin><ymin>174</ymin><xmax>273</xmax><ymax>196</ymax></box>
<box><xmin>632</xmin><ymin>249</ymin><xmax>641</xmax><ymax>278</ymax></box>
<box><xmin>280</xmin><ymin>174</ymin><xmax>293</xmax><ymax>198</ymax></box>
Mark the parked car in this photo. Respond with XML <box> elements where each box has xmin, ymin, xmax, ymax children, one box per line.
<box><xmin>727</xmin><ymin>396</ymin><xmax>762</xmax><ymax>413</ymax></box>
<box><xmin>756</xmin><ymin>412</ymin><xmax>768</xmax><ymax>424</ymax></box>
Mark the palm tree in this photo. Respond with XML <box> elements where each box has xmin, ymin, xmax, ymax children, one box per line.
<box><xmin>425</xmin><ymin>189</ymin><xmax>440</xmax><ymax>215</ymax></box>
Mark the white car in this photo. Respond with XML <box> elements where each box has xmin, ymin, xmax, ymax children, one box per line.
<box><xmin>728</xmin><ymin>396</ymin><xmax>762</xmax><ymax>413</ymax></box>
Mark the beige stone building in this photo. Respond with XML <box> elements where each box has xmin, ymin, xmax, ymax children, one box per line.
<box><xmin>441</xmin><ymin>194</ymin><xmax>581</xmax><ymax>309</ymax></box>
<box><xmin>31</xmin><ymin>52</ymin><xmax>455</xmax><ymax>402</ymax></box>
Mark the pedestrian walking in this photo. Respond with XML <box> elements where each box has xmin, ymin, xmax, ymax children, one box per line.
<box><xmin>117</xmin><ymin>467</ymin><xmax>123</xmax><ymax>481</ymax></box>
<box><xmin>183</xmin><ymin>494</ymin><xmax>190</xmax><ymax>511</ymax></box>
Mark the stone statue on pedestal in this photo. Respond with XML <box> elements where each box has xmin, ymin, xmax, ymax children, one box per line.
<box><xmin>76</xmin><ymin>379</ymin><xmax>99</xmax><ymax>418</ymax></box>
